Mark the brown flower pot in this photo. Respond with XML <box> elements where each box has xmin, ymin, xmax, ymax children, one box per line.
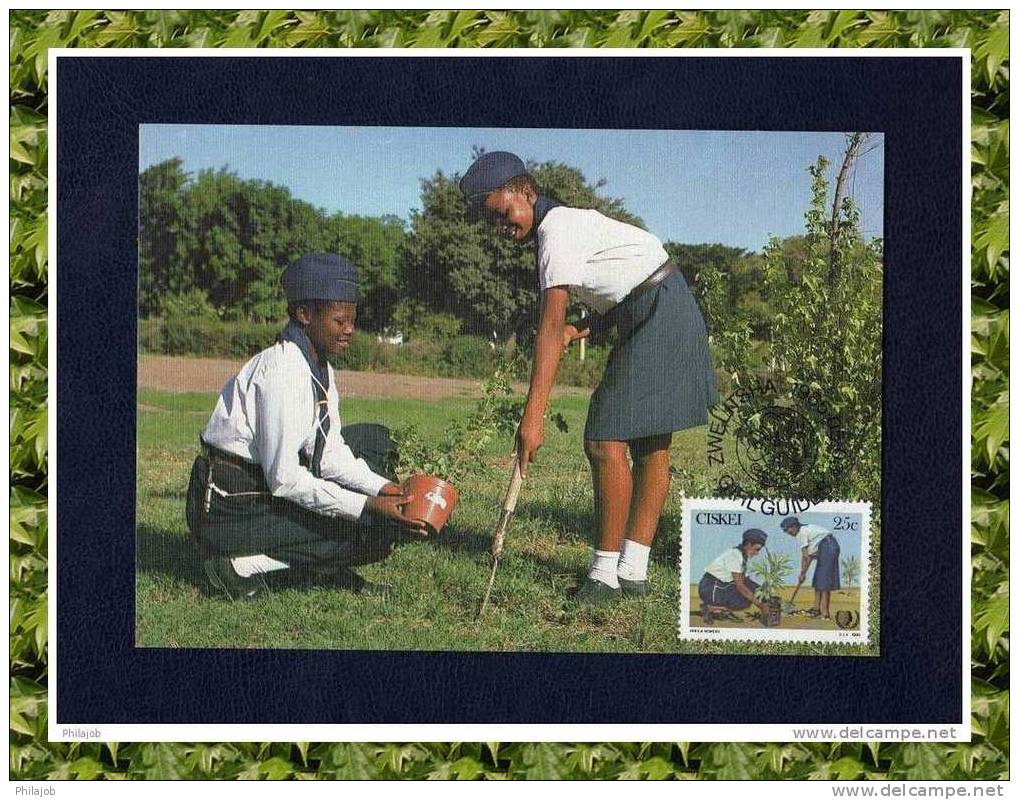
<box><xmin>402</xmin><ymin>474</ymin><xmax>460</xmax><ymax>536</ymax></box>
<box><xmin>761</xmin><ymin>597</ymin><xmax>782</xmax><ymax>627</ymax></box>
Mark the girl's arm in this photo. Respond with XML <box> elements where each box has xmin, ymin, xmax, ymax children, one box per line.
<box><xmin>799</xmin><ymin>547</ymin><xmax>812</xmax><ymax>583</ymax></box>
<box><xmin>733</xmin><ymin>574</ymin><xmax>766</xmax><ymax>609</ymax></box>
<box><xmin>518</xmin><ymin>286</ymin><xmax>570</xmax><ymax>475</ymax></box>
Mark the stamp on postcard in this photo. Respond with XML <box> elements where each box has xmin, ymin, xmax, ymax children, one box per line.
<box><xmin>680</xmin><ymin>497</ymin><xmax>872</xmax><ymax>646</ymax></box>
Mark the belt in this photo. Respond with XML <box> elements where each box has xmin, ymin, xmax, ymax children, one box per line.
<box><xmin>625</xmin><ymin>259</ymin><xmax>678</xmax><ymax>305</ymax></box>
<box><xmin>200</xmin><ymin>440</ymin><xmax>264</xmax><ymax>479</ymax></box>
<box><xmin>199</xmin><ymin>440</ymin><xmax>269</xmax><ymax>505</ymax></box>
<box><xmin>589</xmin><ymin>260</ymin><xmax>678</xmax><ymax>337</ymax></box>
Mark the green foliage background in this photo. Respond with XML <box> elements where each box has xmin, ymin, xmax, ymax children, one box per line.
<box><xmin>9</xmin><ymin>9</ymin><xmax>1008</xmax><ymax>780</ymax></box>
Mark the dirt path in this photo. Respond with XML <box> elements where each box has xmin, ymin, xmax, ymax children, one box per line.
<box><xmin>138</xmin><ymin>354</ymin><xmax>586</xmax><ymax>401</ymax></box>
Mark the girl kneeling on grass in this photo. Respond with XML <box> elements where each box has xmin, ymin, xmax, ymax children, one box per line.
<box><xmin>460</xmin><ymin>152</ymin><xmax>719</xmax><ymax>605</ymax></box>
<box><xmin>186</xmin><ymin>253</ymin><xmax>427</xmax><ymax>601</ymax></box>
<box><xmin>697</xmin><ymin>528</ymin><xmax>770</xmax><ymax>625</ymax></box>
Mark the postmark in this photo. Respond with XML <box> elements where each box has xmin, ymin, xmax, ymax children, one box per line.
<box><xmin>680</xmin><ymin>497</ymin><xmax>872</xmax><ymax>646</ymax></box>
<box><xmin>706</xmin><ymin>379</ymin><xmax>849</xmax><ymax>501</ymax></box>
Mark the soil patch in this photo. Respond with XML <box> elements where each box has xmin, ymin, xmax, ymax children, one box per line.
<box><xmin>138</xmin><ymin>354</ymin><xmax>586</xmax><ymax>402</ymax></box>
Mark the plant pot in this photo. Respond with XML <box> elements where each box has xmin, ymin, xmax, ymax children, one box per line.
<box><xmin>402</xmin><ymin>474</ymin><xmax>460</xmax><ymax>536</ymax></box>
<box><xmin>760</xmin><ymin>597</ymin><xmax>782</xmax><ymax>627</ymax></box>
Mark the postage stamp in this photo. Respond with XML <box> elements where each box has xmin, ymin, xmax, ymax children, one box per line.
<box><xmin>680</xmin><ymin>497</ymin><xmax>873</xmax><ymax>646</ymax></box>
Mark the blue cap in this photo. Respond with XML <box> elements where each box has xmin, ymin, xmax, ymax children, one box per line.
<box><xmin>281</xmin><ymin>253</ymin><xmax>358</xmax><ymax>304</ymax></box>
<box><xmin>742</xmin><ymin>528</ymin><xmax>768</xmax><ymax>546</ymax></box>
<box><xmin>459</xmin><ymin>151</ymin><xmax>527</xmax><ymax>213</ymax></box>
<box><xmin>780</xmin><ymin>517</ymin><xmax>800</xmax><ymax>531</ymax></box>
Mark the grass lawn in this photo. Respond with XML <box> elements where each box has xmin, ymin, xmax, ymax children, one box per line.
<box><xmin>136</xmin><ymin>386</ymin><xmax>714</xmax><ymax>652</ymax></box>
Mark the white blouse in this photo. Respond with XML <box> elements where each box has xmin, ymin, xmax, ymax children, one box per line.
<box><xmin>797</xmin><ymin>523</ymin><xmax>831</xmax><ymax>555</ymax></box>
<box><xmin>536</xmin><ymin>206</ymin><xmax>669</xmax><ymax>314</ymax></box>
<box><xmin>704</xmin><ymin>547</ymin><xmax>747</xmax><ymax>582</ymax></box>
<box><xmin>201</xmin><ymin>340</ymin><xmax>390</xmax><ymax>521</ymax></box>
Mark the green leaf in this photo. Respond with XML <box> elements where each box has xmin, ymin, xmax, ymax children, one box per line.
<box><xmin>701</xmin><ymin>742</ymin><xmax>757</xmax><ymax>779</ymax></box>
<box><xmin>448</xmin><ymin>756</ymin><xmax>485</xmax><ymax>779</ymax></box>
<box><xmin>258</xmin><ymin>755</ymin><xmax>295</xmax><ymax>780</ymax></box>
<box><xmin>666</xmin><ymin>12</ymin><xmax>712</xmax><ymax>47</ymax></box>
<box><xmin>638</xmin><ymin>755</ymin><xmax>677</xmax><ymax>779</ymax></box>
<box><xmin>973</xmin><ymin>583</ymin><xmax>1009</xmax><ymax>654</ymax></box>
<box><xmin>830</xmin><ymin>756</ymin><xmax>866</xmax><ymax>779</ymax></box>
<box><xmin>10</xmin><ymin>711</ymin><xmax>35</xmax><ymax>737</ymax></box>
<box><xmin>974</xmin><ymin>202</ymin><xmax>1009</xmax><ymax>272</ymax></box>
<box><xmin>139</xmin><ymin>743</ymin><xmax>187</xmax><ymax>779</ymax></box>
<box><xmin>475</xmin><ymin>12</ymin><xmax>519</xmax><ymax>47</ymax></box>
<box><xmin>69</xmin><ymin>757</ymin><xmax>103</xmax><ymax>780</ymax></box>
<box><xmin>973</xmin><ymin>391</ymin><xmax>1008</xmax><ymax>462</ymax></box>
<box><xmin>974</xmin><ymin>17</ymin><xmax>1009</xmax><ymax>82</ymax></box>
<box><xmin>518</xmin><ymin>743</ymin><xmax>567</xmax><ymax>779</ymax></box>
<box><xmin>891</xmin><ymin>744</ymin><xmax>952</xmax><ymax>779</ymax></box>
<box><xmin>856</xmin><ymin>11</ymin><xmax>899</xmax><ymax>46</ymax></box>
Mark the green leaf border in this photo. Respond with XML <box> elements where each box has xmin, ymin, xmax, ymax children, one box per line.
<box><xmin>9</xmin><ymin>9</ymin><xmax>1008</xmax><ymax>780</ymax></box>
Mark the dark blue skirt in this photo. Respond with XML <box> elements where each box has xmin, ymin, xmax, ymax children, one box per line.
<box><xmin>698</xmin><ymin>572</ymin><xmax>760</xmax><ymax>610</ymax></box>
<box><xmin>812</xmin><ymin>534</ymin><xmax>841</xmax><ymax>591</ymax></box>
<box><xmin>585</xmin><ymin>271</ymin><xmax>719</xmax><ymax>441</ymax></box>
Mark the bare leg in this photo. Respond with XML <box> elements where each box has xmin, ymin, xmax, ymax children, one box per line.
<box><xmin>820</xmin><ymin>590</ymin><xmax>832</xmax><ymax>618</ymax></box>
<box><xmin>813</xmin><ymin>589</ymin><xmax>822</xmax><ymax>614</ymax></box>
<box><xmin>624</xmin><ymin>434</ymin><xmax>672</xmax><ymax>546</ymax></box>
<box><xmin>584</xmin><ymin>439</ymin><xmax>632</xmax><ymax>552</ymax></box>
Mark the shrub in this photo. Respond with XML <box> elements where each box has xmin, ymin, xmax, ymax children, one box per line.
<box><xmin>147</xmin><ymin>315</ymin><xmax>280</xmax><ymax>358</ymax></box>
<box><xmin>390</xmin><ymin>298</ymin><xmax>462</xmax><ymax>342</ymax></box>
<box><xmin>339</xmin><ymin>331</ymin><xmax>394</xmax><ymax>372</ymax></box>
<box><xmin>138</xmin><ymin>317</ymin><xmax>165</xmax><ymax>353</ymax></box>
<box><xmin>160</xmin><ymin>289</ymin><xmax>220</xmax><ymax>320</ymax></box>
<box><xmin>393</xmin><ymin>358</ymin><xmax>525</xmax><ymax>483</ymax></box>
<box><xmin>554</xmin><ymin>345</ymin><xmax>610</xmax><ymax>388</ymax></box>
<box><xmin>441</xmin><ymin>335</ymin><xmax>496</xmax><ymax>378</ymax></box>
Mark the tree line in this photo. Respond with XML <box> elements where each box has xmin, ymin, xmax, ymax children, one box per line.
<box><xmin>139</xmin><ymin>154</ymin><xmax>781</xmax><ymax>345</ymax></box>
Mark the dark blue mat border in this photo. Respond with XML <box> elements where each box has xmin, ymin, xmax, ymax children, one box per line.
<box><xmin>55</xmin><ymin>54</ymin><xmax>962</xmax><ymax>725</ymax></box>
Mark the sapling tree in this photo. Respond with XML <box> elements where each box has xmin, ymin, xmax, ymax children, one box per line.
<box><xmin>841</xmin><ymin>555</ymin><xmax>861</xmax><ymax>589</ymax></box>
<box><xmin>750</xmin><ymin>549</ymin><xmax>794</xmax><ymax>600</ymax></box>
<box><xmin>393</xmin><ymin>355</ymin><xmax>569</xmax><ymax>485</ymax></box>
<box><xmin>700</xmin><ymin>139</ymin><xmax>883</xmax><ymax>502</ymax></box>
<box><xmin>750</xmin><ymin>549</ymin><xmax>796</xmax><ymax>616</ymax></box>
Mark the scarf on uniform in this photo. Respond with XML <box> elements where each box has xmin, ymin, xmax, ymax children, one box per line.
<box><xmin>278</xmin><ymin>320</ymin><xmax>330</xmax><ymax>477</ymax></box>
<box><xmin>737</xmin><ymin>545</ymin><xmax>749</xmax><ymax>575</ymax></box>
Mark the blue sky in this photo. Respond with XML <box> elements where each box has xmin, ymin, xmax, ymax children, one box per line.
<box><xmin>140</xmin><ymin>124</ymin><xmax>883</xmax><ymax>252</ymax></box>
<box><xmin>689</xmin><ymin>510</ymin><xmax>863</xmax><ymax>584</ymax></box>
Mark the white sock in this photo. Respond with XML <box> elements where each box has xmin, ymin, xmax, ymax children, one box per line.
<box><xmin>588</xmin><ymin>550</ymin><xmax>620</xmax><ymax>589</ymax></box>
<box><xmin>617</xmin><ymin>539</ymin><xmax>651</xmax><ymax>582</ymax></box>
<box><xmin>231</xmin><ymin>554</ymin><xmax>289</xmax><ymax>577</ymax></box>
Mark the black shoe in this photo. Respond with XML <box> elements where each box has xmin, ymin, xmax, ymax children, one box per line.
<box><xmin>575</xmin><ymin>577</ymin><xmax>621</xmax><ymax>606</ymax></box>
<box><xmin>618</xmin><ymin>577</ymin><xmax>652</xmax><ymax>597</ymax></box>
<box><xmin>203</xmin><ymin>557</ymin><xmax>270</xmax><ymax>601</ymax></box>
<box><xmin>332</xmin><ymin>568</ymin><xmax>391</xmax><ymax>597</ymax></box>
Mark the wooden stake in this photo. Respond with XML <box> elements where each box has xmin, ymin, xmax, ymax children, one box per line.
<box><xmin>477</xmin><ymin>453</ymin><xmax>524</xmax><ymax>617</ymax></box>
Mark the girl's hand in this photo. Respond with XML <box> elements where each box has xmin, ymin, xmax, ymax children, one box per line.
<box><xmin>378</xmin><ymin>482</ymin><xmax>405</xmax><ymax>497</ymax></box>
<box><xmin>562</xmin><ymin>324</ymin><xmax>591</xmax><ymax>349</ymax></box>
<box><xmin>364</xmin><ymin>494</ymin><xmax>429</xmax><ymax>537</ymax></box>
<box><xmin>516</xmin><ymin>415</ymin><xmax>545</xmax><ymax>477</ymax></box>
<box><xmin>798</xmin><ymin>569</ymin><xmax>808</xmax><ymax>584</ymax></box>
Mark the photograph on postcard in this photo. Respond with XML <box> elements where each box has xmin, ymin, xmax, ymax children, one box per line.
<box><xmin>135</xmin><ymin>123</ymin><xmax>883</xmax><ymax>655</ymax></box>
